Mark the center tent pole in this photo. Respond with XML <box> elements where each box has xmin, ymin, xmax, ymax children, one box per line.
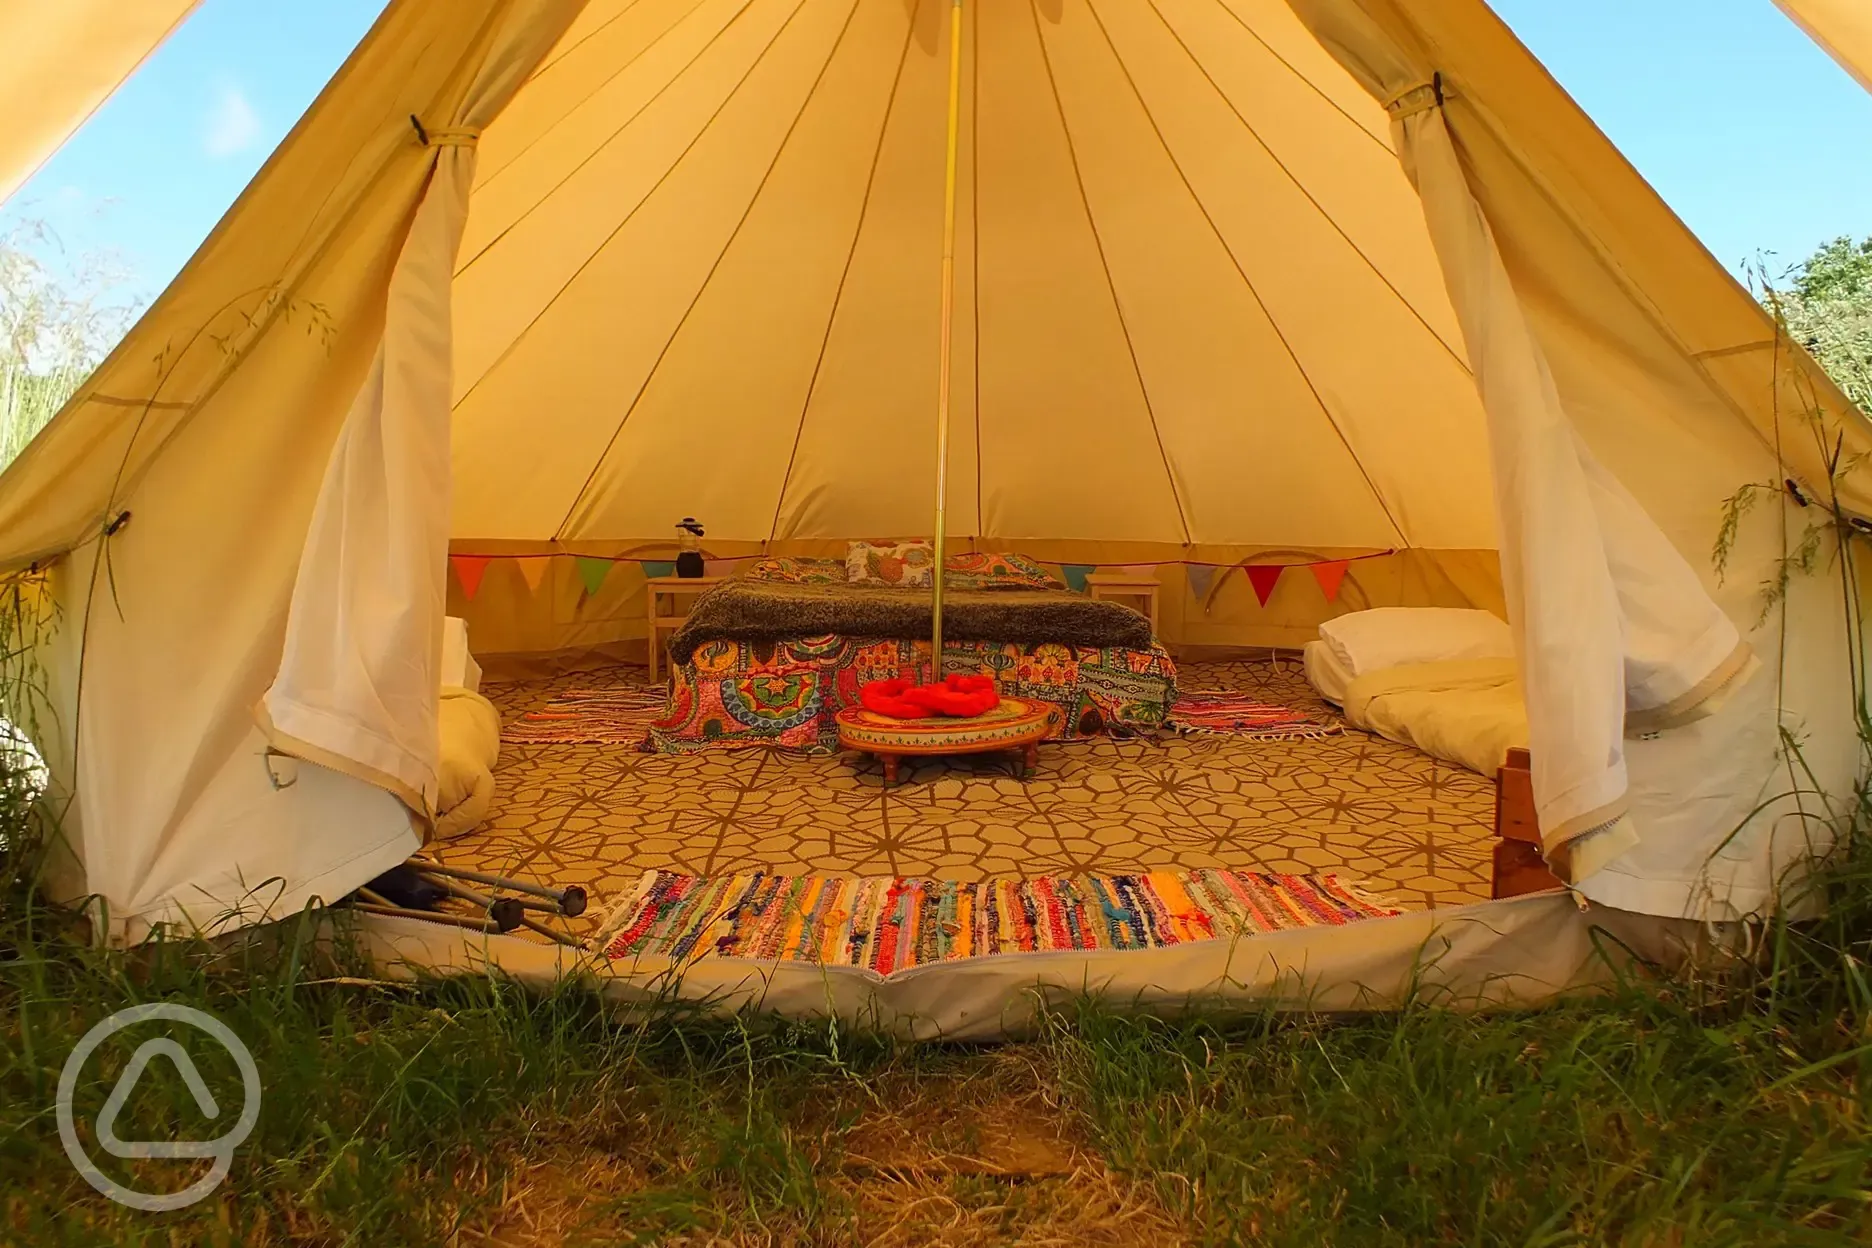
<box><xmin>930</xmin><ymin>0</ymin><xmax>963</xmax><ymax>683</ymax></box>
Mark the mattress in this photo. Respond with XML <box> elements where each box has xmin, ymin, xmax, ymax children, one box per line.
<box><xmin>1303</xmin><ymin>639</ymin><xmax>1355</xmax><ymax>706</ymax></box>
<box><xmin>1340</xmin><ymin>658</ymin><xmax>1529</xmax><ymax>777</ymax></box>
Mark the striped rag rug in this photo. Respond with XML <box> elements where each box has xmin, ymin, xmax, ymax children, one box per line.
<box><xmin>502</xmin><ymin>688</ymin><xmax>667</xmax><ymax>746</ymax></box>
<box><xmin>601</xmin><ymin>870</ymin><xmax>1401</xmax><ymax>975</ymax></box>
<box><xmin>1168</xmin><ymin>691</ymin><xmax>1340</xmax><ymax>740</ymax></box>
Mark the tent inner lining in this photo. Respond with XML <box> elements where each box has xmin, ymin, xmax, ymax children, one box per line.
<box><xmin>443</xmin><ymin>0</ymin><xmax>1499</xmax><ymax>551</ymax></box>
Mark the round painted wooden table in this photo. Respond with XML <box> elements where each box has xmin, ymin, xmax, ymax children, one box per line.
<box><xmin>835</xmin><ymin>697</ymin><xmax>1055</xmax><ymax>786</ymax></box>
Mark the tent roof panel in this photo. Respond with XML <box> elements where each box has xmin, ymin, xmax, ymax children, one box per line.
<box><xmin>770</xmin><ymin>0</ymin><xmax>980</xmax><ymax>541</ymax></box>
<box><xmin>1039</xmin><ymin>0</ymin><xmax>1403</xmax><ymax>546</ymax></box>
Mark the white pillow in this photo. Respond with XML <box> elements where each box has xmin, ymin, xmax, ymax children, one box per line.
<box><xmin>1317</xmin><ymin>607</ymin><xmax>1512</xmax><ymax>678</ymax></box>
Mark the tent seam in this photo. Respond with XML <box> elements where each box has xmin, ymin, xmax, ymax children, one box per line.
<box><xmin>766</xmin><ymin>2</ymin><xmax>921</xmax><ymax>544</ymax></box>
<box><xmin>451</xmin><ymin>0</ymin><xmax>799</xmax><ymax>445</ymax></box>
<box><xmin>1210</xmin><ymin>0</ymin><xmax>1393</xmax><ymax>153</ymax></box>
<box><xmin>554</xmin><ymin>0</ymin><xmax>855</xmax><ymax>542</ymax></box>
<box><xmin>1084</xmin><ymin>0</ymin><xmax>1409</xmax><ymax>547</ymax></box>
<box><xmin>1149</xmin><ymin>0</ymin><xmax>1472</xmax><ymax>375</ymax></box>
<box><xmin>1029</xmin><ymin>0</ymin><xmax>1192</xmax><ymax>548</ymax></box>
<box><xmin>459</xmin><ymin>0</ymin><xmax>761</xmax><ymax>272</ymax></box>
<box><xmin>519</xmin><ymin>0</ymin><xmax>656</xmax><ymax>87</ymax></box>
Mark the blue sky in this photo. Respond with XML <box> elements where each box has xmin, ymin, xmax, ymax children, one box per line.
<box><xmin>1</xmin><ymin>0</ymin><xmax>387</xmax><ymax>307</ymax></box>
<box><xmin>4</xmin><ymin>0</ymin><xmax>1869</xmax><ymax>308</ymax></box>
<box><xmin>1490</xmin><ymin>0</ymin><xmax>1872</xmax><ymax>279</ymax></box>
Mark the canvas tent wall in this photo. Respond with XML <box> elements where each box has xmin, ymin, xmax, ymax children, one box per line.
<box><xmin>1777</xmin><ymin>0</ymin><xmax>1872</xmax><ymax>93</ymax></box>
<box><xmin>0</xmin><ymin>0</ymin><xmax>1865</xmax><ymax>947</ymax></box>
<box><xmin>0</xmin><ymin>0</ymin><xmax>200</xmax><ymax>206</ymax></box>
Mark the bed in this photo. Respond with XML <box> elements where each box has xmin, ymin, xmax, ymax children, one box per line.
<box><xmin>648</xmin><ymin>554</ymin><xmax>1178</xmax><ymax>753</ymax></box>
<box><xmin>1304</xmin><ymin>608</ymin><xmax>1529</xmax><ymax>777</ymax></box>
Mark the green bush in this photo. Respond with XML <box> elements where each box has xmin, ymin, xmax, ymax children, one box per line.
<box><xmin>1773</xmin><ymin>236</ymin><xmax>1872</xmax><ymax>417</ymax></box>
<box><xmin>0</xmin><ymin>220</ymin><xmax>139</xmax><ymax>470</ymax></box>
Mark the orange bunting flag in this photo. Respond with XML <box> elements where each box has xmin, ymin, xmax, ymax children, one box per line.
<box><xmin>1244</xmin><ymin>564</ymin><xmax>1283</xmax><ymax>607</ymax></box>
<box><xmin>516</xmin><ymin>556</ymin><xmax>550</xmax><ymax>594</ymax></box>
<box><xmin>1310</xmin><ymin>559</ymin><xmax>1350</xmax><ymax>603</ymax></box>
<box><xmin>450</xmin><ymin>555</ymin><xmax>492</xmax><ymax>601</ymax></box>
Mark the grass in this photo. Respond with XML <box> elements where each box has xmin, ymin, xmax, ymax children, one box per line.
<box><xmin>1047</xmin><ymin>993</ymin><xmax>1871</xmax><ymax>1245</ymax></box>
<box><xmin>2</xmin><ymin>826</ymin><xmax>1870</xmax><ymax>1245</ymax></box>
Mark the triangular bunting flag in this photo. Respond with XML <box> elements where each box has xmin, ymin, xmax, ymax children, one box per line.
<box><xmin>575</xmin><ymin>556</ymin><xmax>613</xmax><ymax>598</ymax></box>
<box><xmin>641</xmin><ymin>560</ymin><xmax>676</xmax><ymax>579</ymax></box>
<box><xmin>1187</xmin><ymin>564</ymin><xmax>1218</xmax><ymax>609</ymax></box>
<box><xmin>1244</xmin><ymin>563</ymin><xmax>1283</xmax><ymax>607</ymax></box>
<box><xmin>450</xmin><ymin>555</ymin><xmax>492</xmax><ymax>601</ymax></box>
<box><xmin>1310</xmin><ymin>559</ymin><xmax>1350</xmax><ymax>603</ymax></box>
<box><xmin>515</xmin><ymin>556</ymin><xmax>549</xmax><ymax>594</ymax></box>
<box><xmin>1061</xmin><ymin>564</ymin><xmax>1094</xmax><ymax>594</ymax></box>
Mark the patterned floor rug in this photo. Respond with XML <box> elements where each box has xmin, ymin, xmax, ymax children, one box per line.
<box><xmin>602</xmin><ymin>869</ymin><xmax>1400</xmax><ymax>974</ymax></box>
<box><xmin>502</xmin><ymin>688</ymin><xmax>667</xmax><ymax>746</ymax></box>
<box><xmin>446</xmin><ymin>660</ymin><xmax>1495</xmax><ymax>922</ymax></box>
<box><xmin>1168</xmin><ymin>691</ymin><xmax>1341</xmax><ymax>739</ymax></box>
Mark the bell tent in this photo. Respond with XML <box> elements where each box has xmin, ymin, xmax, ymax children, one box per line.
<box><xmin>2</xmin><ymin>0</ymin><xmax>1868</xmax><ymax>1021</ymax></box>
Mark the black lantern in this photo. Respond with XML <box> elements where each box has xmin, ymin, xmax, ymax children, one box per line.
<box><xmin>675</xmin><ymin>517</ymin><xmax>705</xmax><ymax>578</ymax></box>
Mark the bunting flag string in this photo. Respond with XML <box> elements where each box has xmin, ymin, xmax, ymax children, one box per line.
<box><xmin>450</xmin><ymin>554</ymin><xmax>492</xmax><ymax>601</ymax></box>
<box><xmin>443</xmin><ymin>549</ymin><xmax>1385</xmax><ymax>608</ymax></box>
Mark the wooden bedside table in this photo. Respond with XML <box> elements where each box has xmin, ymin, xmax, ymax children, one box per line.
<box><xmin>1086</xmin><ymin>571</ymin><xmax>1160</xmax><ymax>632</ymax></box>
<box><xmin>646</xmin><ymin>575</ymin><xmax>727</xmax><ymax>681</ymax></box>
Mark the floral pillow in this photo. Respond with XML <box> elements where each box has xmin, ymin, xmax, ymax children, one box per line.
<box><xmin>744</xmin><ymin>556</ymin><xmax>845</xmax><ymax>584</ymax></box>
<box><xmin>846</xmin><ymin>540</ymin><xmax>935</xmax><ymax>587</ymax></box>
<box><xmin>944</xmin><ymin>552</ymin><xmax>1064</xmax><ymax>591</ymax></box>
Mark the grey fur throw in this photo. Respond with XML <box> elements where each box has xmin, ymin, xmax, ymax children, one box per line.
<box><xmin>666</xmin><ymin>580</ymin><xmax>1152</xmax><ymax>666</ymax></box>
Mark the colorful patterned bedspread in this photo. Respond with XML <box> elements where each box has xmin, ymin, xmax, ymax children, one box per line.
<box><xmin>648</xmin><ymin>636</ymin><xmax>1177</xmax><ymax>754</ymax></box>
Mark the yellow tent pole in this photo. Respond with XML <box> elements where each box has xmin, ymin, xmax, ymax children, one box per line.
<box><xmin>930</xmin><ymin>0</ymin><xmax>963</xmax><ymax>683</ymax></box>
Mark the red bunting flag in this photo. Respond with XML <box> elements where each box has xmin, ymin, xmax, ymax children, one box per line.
<box><xmin>1244</xmin><ymin>563</ymin><xmax>1283</xmax><ymax>607</ymax></box>
<box><xmin>516</xmin><ymin>556</ymin><xmax>549</xmax><ymax>594</ymax></box>
<box><xmin>450</xmin><ymin>554</ymin><xmax>492</xmax><ymax>601</ymax></box>
<box><xmin>1310</xmin><ymin>559</ymin><xmax>1350</xmax><ymax>603</ymax></box>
